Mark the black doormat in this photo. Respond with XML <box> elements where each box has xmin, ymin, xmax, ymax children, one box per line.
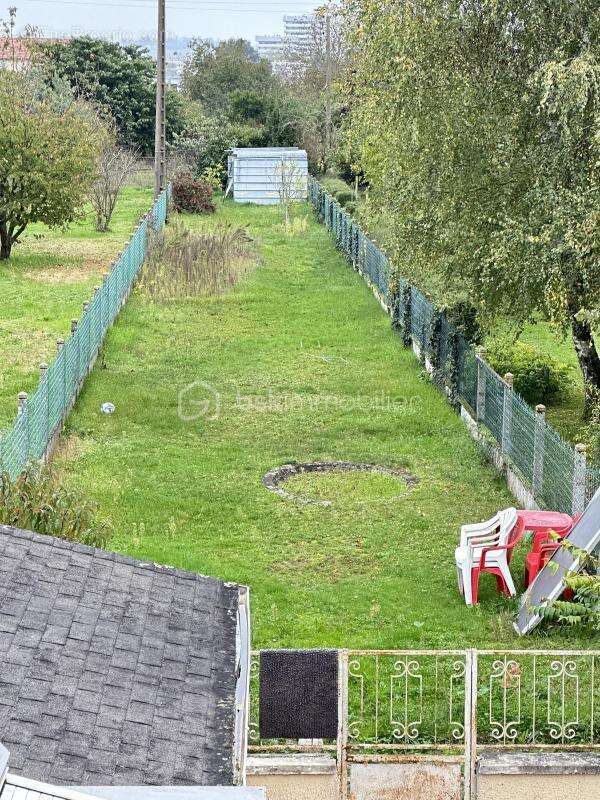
<box><xmin>259</xmin><ymin>649</ymin><xmax>339</xmax><ymax>739</ymax></box>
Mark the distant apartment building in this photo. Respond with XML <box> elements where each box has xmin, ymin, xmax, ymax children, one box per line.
<box><xmin>256</xmin><ymin>13</ymin><xmax>322</xmax><ymax>73</ymax></box>
<box><xmin>283</xmin><ymin>14</ymin><xmax>318</xmax><ymax>51</ymax></box>
<box><xmin>255</xmin><ymin>34</ymin><xmax>286</xmax><ymax>62</ymax></box>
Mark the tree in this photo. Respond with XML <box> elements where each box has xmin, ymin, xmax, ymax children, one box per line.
<box><xmin>0</xmin><ymin>70</ymin><xmax>105</xmax><ymax>259</ymax></box>
<box><xmin>40</xmin><ymin>37</ymin><xmax>185</xmax><ymax>155</ymax></box>
<box><xmin>271</xmin><ymin>159</ymin><xmax>305</xmax><ymax>232</ymax></box>
<box><xmin>343</xmin><ymin>0</ymin><xmax>600</xmax><ymax>415</ymax></box>
<box><xmin>182</xmin><ymin>39</ymin><xmax>274</xmax><ymax>117</ymax></box>
<box><xmin>91</xmin><ymin>141</ymin><xmax>138</xmax><ymax>232</ymax></box>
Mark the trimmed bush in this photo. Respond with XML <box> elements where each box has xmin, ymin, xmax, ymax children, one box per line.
<box><xmin>486</xmin><ymin>340</ymin><xmax>571</xmax><ymax>404</ymax></box>
<box><xmin>172</xmin><ymin>173</ymin><xmax>216</xmax><ymax>214</ymax></box>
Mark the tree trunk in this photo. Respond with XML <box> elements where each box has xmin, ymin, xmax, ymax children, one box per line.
<box><xmin>570</xmin><ymin>312</ymin><xmax>600</xmax><ymax>417</ymax></box>
<box><xmin>0</xmin><ymin>221</ymin><xmax>12</xmax><ymax>260</ymax></box>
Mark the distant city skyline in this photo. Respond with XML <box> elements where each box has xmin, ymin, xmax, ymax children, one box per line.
<box><xmin>6</xmin><ymin>0</ymin><xmax>323</xmax><ymax>43</ymax></box>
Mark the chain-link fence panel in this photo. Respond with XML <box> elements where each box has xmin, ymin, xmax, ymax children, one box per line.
<box><xmin>306</xmin><ymin>175</ymin><xmax>596</xmax><ymax>514</ymax></box>
<box><xmin>0</xmin><ymin>187</ymin><xmax>171</xmax><ymax>481</ymax></box>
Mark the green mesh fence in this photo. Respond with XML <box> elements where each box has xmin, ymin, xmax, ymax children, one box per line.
<box><xmin>308</xmin><ymin>176</ymin><xmax>600</xmax><ymax>514</ymax></box>
<box><xmin>0</xmin><ymin>187</ymin><xmax>170</xmax><ymax>480</ymax></box>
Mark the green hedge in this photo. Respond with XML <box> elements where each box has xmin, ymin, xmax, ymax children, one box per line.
<box><xmin>486</xmin><ymin>340</ymin><xmax>571</xmax><ymax>404</ymax></box>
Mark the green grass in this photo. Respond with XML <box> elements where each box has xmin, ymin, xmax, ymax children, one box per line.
<box><xmin>0</xmin><ymin>187</ymin><xmax>153</xmax><ymax>429</ymax></box>
<box><xmin>283</xmin><ymin>470</ymin><xmax>410</xmax><ymax>505</ymax></box>
<box><xmin>53</xmin><ymin>200</ymin><xmax>588</xmax><ymax>650</ymax></box>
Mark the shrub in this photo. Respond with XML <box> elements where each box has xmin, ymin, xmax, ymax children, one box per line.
<box><xmin>486</xmin><ymin>340</ymin><xmax>571</xmax><ymax>404</ymax></box>
<box><xmin>169</xmin><ymin>110</ymin><xmax>236</xmax><ymax>185</ymax></box>
<box><xmin>320</xmin><ymin>175</ymin><xmax>354</xmax><ymax>207</ymax></box>
<box><xmin>140</xmin><ymin>220</ymin><xmax>255</xmax><ymax>301</ymax></box>
<box><xmin>171</xmin><ymin>173</ymin><xmax>216</xmax><ymax>214</ymax></box>
<box><xmin>91</xmin><ymin>141</ymin><xmax>138</xmax><ymax>232</ymax></box>
<box><xmin>0</xmin><ymin>465</ymin><xmax>111</xmax><ymax>548</ymax></box>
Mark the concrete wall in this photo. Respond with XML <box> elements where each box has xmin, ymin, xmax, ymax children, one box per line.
<box><xmin>350</xmin><ymin>763</ymin><xmax>461</xmax><ymax>800</ymax></box>
<box><xmin>248</xmin><ymin>772</ymin><xmax>338</xmax><ymax>800</ymax></box>
<box><xmin>477</xmin><ymin>751</ymin><xmax>600</xmax><ymax>800</ymax></box>
<box><xmin>247</xmin><ymin>754</ymin><xmax>338</xmax><ymax>800</ymax></box>
<box><xmin>247</xmin><ymin>755</ymin><xmax>461</xmax><ymax>800</ymax></box>
<box><xmin>249</xmin><ymin>751</ymin><xmax>600</xmax><ymax>800</ymax></box>
<box><xmin>478</xmin><ymin>773</ymin><xmax>600</xmax><ymax>800</ymax></box>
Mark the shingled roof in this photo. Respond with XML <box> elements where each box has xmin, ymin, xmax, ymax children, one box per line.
<box><xmin>0</xmin><ymin>526</ymin><xmax>241</xmax><ymax>788</ymax></box>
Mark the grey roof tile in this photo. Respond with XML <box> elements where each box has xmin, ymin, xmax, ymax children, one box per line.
<box><xmin>0</xmin><ymin>526</ymin><xmax>240</xmax><ymax>787</ymax></box>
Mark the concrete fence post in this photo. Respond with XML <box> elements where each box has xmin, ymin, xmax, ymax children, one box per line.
<box><xmin>573</xmin><ymin>443</ymin><xmax>587</xmax><ymax>515</ymax></box>
<box><xmin>501</xmin><ymin>372</ymin><xmax>514</xmax><ymax>457</ymax></box>
<box><xmin>533</xmin><ymin>404</ymin><xmax>546</xmax><ymax>500</ymax></box>
<box><xmin>17</xmin><ymin>391</ymin><xmax>28</xmax><ymax>463</ymax></box>
<box><xmin>475</xmin><ymin>347</ymin><xmax>486</xmax><ymax>422</ymax></box>
<box><xmin>17</xmin><ymin>392</ymin><xmax>27</xmax><ymax>415</ymax></box>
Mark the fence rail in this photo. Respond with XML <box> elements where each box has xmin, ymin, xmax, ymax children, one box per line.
<box><xmin>308</xmin><ymin>177</ymin><xmax>600</xmax><ymax>515</ymax></box>
<box><xmin>0</xmin><ymin>188</ymin><xmax>170</xmax><ymax>480</ymax></box>
<box><xmin>250</xmin><ymin>648</ymin><xmax>600</xmax><ymax>754</ymax></box>
<box><xmin>249</xmin><ymin>648</ymin><xmax>600</xmax><ymax>800</ymax></box>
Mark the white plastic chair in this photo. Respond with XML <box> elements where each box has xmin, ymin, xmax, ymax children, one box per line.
<box><xmin>455</xmin><ymin>507</ymin><xmax>519</xmax><ymax>605</ymax></box>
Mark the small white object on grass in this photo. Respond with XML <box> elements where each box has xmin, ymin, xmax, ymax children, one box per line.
<box><xmin>100</xmin><ymin>402</ymin><xmax>116</xmax><ymax>414</ymax></box>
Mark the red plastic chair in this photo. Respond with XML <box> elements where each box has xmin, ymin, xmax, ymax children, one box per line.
<box><xmin>524</xmin><ymin>515</ymin><xmax>580</xmax><ymax>587</ymax></box>
<box><xmin>469</xmin><ymin>515</ymin><xmax>526</xmax><ymax>605</ymax></box>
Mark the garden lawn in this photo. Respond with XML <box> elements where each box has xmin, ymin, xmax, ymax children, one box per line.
<box><xmin>56</xmin><ymin>200</ymin><xmax>587</xmax><ymax>650</ymax></box>
<box><xmin>0</xmin><ymin>187</ymin><xmax>153</xmax><ymax>429</ymax></box>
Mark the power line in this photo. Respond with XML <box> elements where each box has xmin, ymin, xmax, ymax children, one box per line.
<box><xmin>19</xmin><ymin>0</ymin><xmax>320</xmax><ymax>7</ymax></box>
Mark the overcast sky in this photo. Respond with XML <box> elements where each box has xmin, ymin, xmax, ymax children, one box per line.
<box><xmin>9</xmin><ymin>0</ymin><xmax>321</xmax><ymax>42</ymax></box>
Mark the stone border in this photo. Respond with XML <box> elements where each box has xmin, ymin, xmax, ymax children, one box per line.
<box><xmin>261</xmin><ymin>461</ymin><xmax>419</xmax><ymax>507</ymax></box>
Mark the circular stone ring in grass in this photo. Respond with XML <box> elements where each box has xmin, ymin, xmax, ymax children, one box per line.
<box><xmin>262</xmin><ymin>461</ymin><xmax>419</xmax><ymax>507</ymax></box>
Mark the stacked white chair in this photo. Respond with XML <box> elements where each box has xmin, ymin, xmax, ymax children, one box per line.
<box><xmin>455</xmin><ymin>507</ymin><xmax>518</xmax><ymax>605</ymax></box>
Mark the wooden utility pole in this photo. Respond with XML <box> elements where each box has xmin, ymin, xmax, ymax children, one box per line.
<box><xmin>154</xmin><ymin>0</ymin><xmax>166</xmax><ymax>197</ymax></box>
<box><xmin>324</xmin><ymin>10</ymin><xmax>332</xmax><ymax>169</ymax></box>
